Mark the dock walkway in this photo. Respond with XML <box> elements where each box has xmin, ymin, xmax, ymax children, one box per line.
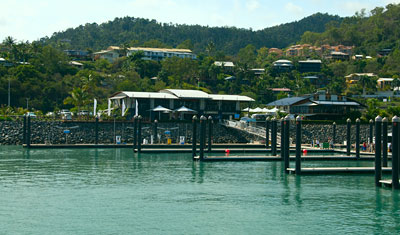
<box><xmin>287</xmin><ymin>167</ymin><xmax>392</xmax><ymax>174</ymax></box>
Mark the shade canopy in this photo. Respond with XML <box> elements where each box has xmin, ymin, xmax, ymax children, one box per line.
<box><xmin>152</xmin><ymin>105</ymin><xmax>171</xmax><ymax>112</ymax></box>
<box><xmin>252</xmin><ymin>107</ymin><xmax>263</xmax><ymax>113</ymax></box>
<box><xmin>174</xmin><ymin>106</ymin><xmax>197</xmax><ymax>113</ymax></box>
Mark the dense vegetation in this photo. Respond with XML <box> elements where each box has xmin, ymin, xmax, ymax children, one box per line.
<box><xmin>44</xmin><ymin>13</ymin><xmax>342</xmax><ymax>54</ymax></box>
<box><xmin>1</xmin><ymin>3</ymin><xmax>400</xmax><ymax>120</ymax></box>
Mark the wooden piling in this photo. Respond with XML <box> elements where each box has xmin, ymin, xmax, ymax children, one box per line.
<box><xmin>95</xmin><ymin>116</ymin><xmax>99</xmax><ymax>145</ymax></box>
<box><xmin>346</xmin><ymin>118</ymin><xmax>351</xmax><ymax>156</ymax></box>
<box><xmin>356</xmin><ymin>118</ymin><xmax>360</xmax><ymax>159</ymax></box>
<box><xmin>27</xmin><ymin>115</ymin><xmax>31</xmax><ymax>148</ymax></box>
<box><xmin>375</xmin><ymin>116</ymin><xmax>382</xmax><ymax>187</ymax></box>
<box><xmin>266</xmin><ymin>117</ymin><xmax>270</xmax><ymax>148</ymax></box>
<box><xmin>332</xmin><ymin>122</ymin><xmax>336</xmax><ymax>146</ymax></box>
<box><xmin>369</xmin><ymin>119</ymin><xmax>374</xmax><ymax>145</ymax></box>
<box><xmin>280</xmin><ymin>118</ymin><xmax>285</xmax><ymax>160</ymax></box>
<box><xmin>138</xmin><ymin>115</ymin><xmax>142</xmax><ymax>152</ymax></box>
<box><xmin>295</xmin><ymin>116</ymin><xmax>301</xmax><ymax>175</ymax></box>
<box><xmin>153</xmin><ymin>119</ymin><xmax>158</xmax><ymax>144</ymax></box>
<box><xmin>392</xmin><ymin>116</ymin><xmax>399</xmax><ymax>189</ymax></box>
<box><xmin>133</xmin><ymin>115</ymin><xmax>138</xmax><ymax>151</ymax></box>
<box><xmin>284</xmin><ymin>115</ymin><xmax>290</xmax><ymax>172</ymax></box>
<box><xmin>382</xmin><ymin>117</ymin><xmax>388</xmax><ymax>167</ymax></box>
<box><xmin>23</xmin><ymin>115</ymin><xmax>26</xmax><ymax>145</ymax></box>
<box><xmin>199</xmin><ymin>116</ymin><xmax>207</xmax><ymax>160</ymax></box>
<box><xmin>192</xmin><ymin>116</ymin><xmax>197</xmax><ymax>158</ymax></box>
<box><xmin>208</xmin><ymin>116</ymin><xmax>213</xmax><ymax>153</ymax></box>
<box><xmin>272</xmin><ymin>118</ymin><xmax>277</xmax><ymax>156</ymax></box>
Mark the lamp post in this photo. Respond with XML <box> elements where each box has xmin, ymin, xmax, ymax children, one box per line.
<box><xmin>26</xmin><ymin>98</ymin><xmax>29</xmax><ymax>111</ymax></box>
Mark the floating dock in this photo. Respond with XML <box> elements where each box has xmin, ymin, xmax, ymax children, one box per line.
<box><xmin>379</xmin><ymin>179</ymin><xmax>400</xmax><ymax>187</ymax></box>
<box><xmin>200</xmin><ymin>155</ymin><xmax>376</xmax><ymax>162</ymax></box>
<box><xmin>287</xmin><ymin>167</ymin><xmax>392</xmax><ymax>175</ymax></box>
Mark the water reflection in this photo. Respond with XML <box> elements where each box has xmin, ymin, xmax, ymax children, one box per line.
<box><xmin>191</xmin><ymin>161</ymin><xmax>204</xmax><ymax>184</ymax></box>
<box><xmin>23</xmin><ymin>149</ymin><xmax>30</xmax><ymax>159</ymax></box>
<box><xmin>295</xmin><ymin>175</ymin><xmax>303</xmax><ymax>207</ymax></box>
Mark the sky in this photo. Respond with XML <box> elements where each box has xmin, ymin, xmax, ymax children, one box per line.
<box><xmin>1</xmin><ymin>0</ymin><xmax>400</xmax><ymax>42</ymax></box>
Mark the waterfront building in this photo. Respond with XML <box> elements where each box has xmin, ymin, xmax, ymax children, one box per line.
<box><xmin>108</xmin><ymin>89</ymin><xmax>254</xmax><ymax>120</ymax></box>
<box><xmin>267</xmin><ymin>91</ymin><xmax>363</xmax><ymax>119</ymax></box>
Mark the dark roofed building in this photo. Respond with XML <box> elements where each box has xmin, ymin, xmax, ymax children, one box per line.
<box><xmin>267</xmin><ymin>91</ymin><xmax>364</xmax><ymax>119</ymax></box>
<box><xmin>298</xmin><ymin>59</ymin><xmax>322</xmax><ymax>73</ymax></box>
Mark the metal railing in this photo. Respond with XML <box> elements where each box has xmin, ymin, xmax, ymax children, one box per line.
<box><xmin>222</xmin><ymin>120</ymin><xmax>281</xmax><ymax>142</ymax></box>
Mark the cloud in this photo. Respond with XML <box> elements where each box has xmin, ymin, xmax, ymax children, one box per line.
<box><xmin>128</xmin><ymin>0</ymin><xmax>178</xmax><ymax>9</ymax></box>
<box><xmin>246</xmin><ymin>0</ymin><xmax>260</xmax><ymax>11</ymax></box>
<box><xmin>284</xmin><ymin>2</ymin><xmax>303</xmax><ymax>15</ymax></box>
<box><xmin>383</xmin><ymin>0</ymin><xmax>400</xmax><ymax>4</ymax></box>
<box><xmin>0</xmin><ymin>18</ymin><xmax>6</xmax><ymax>27</ymax></box>
<box><xmin>342</xmin><ymin>1</ymin><xmax>372</xmax><ymax>13</ymax></box>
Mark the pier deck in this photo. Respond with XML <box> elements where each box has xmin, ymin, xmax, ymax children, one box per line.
<box><xmin>200</xmin><ymin>155</ymin><xmax>375</xmax><ymax>162</ymax></box>
<box><xmin>287</xmin><ymin>167</ymin><xmax>392</xmax><ymax>174</ymax></box>
<box><xmin>379</xmin><ymin>179</ymin><xmax>400</xmax><ymax>187</ymax></box>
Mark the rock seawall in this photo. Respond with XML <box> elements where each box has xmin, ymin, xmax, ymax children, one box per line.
<box><xmin>0</xmin><ymin>120</ymin><xmax>386</xmax><ymax>145</ymax></box>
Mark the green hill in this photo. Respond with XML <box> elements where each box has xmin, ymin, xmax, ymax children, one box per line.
<box><xmin>299</xmin><ymin>4</ymin><xmax>400</xmax><ymax>55</ymax></box>
<box><xmin>43</xmin><ymin>13</ymin><xmax>342</xmax><ymax>54</ymax></box>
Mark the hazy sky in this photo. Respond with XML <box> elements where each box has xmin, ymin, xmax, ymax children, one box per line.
<box><xmin>1</xmin><ymin>0</ymin><xmax>399</xmax><ymax>42</ymax></box>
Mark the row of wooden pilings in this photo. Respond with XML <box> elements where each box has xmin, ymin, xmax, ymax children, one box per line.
<box><xmin>22</xmin><ymin>115</ymin><xmax>100</xmax><ymax>148</ymax></box>
<box><xmin>191</xmin><ymin>116</ymin><xmax>213</xmax><ymax>160</ymax></box>
<box><xmin>264</xmin><ymin>115</ymin><xmax>399</xmax><ymax>190</ymax></box>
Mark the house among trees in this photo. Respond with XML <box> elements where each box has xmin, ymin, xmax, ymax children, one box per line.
<box><xmin>377</xmin><ymin>78</ymin><xmax>394</xmax><ymax>90</ymax></box>
<box><xmin>214</xmin><ymin>61</ymin><xmax>235</xmax><ymax>73</ymax></box>
<box><xmin>345</xmin><ymin>73</ymin><xmax>377</xmax><ymax>87</ymax></box>
<box><xmin>325</xmin><ymin>51</ymin><xmax>350</xmax><ymax>60</ymax></box>
<box><xmin>64</xmin><ymin>50</ymin><xmax>90</xmax><ymax>60</ymax></box>
<box><xmin>127</xmin><ymin>47</ymin><xmax>196</xmax><ymax>61</ymax></box>
<box><xmin>303</xmin><ymin>76</ymin><xmax>328</xmax><ymax>88</ymax></box>
<box><xmin>250</xmin><ymin>68</ymin><xmax>265</xmax><ymax>76</ymax></box>
<box><xmin>92</xmin><ymin>49</ymin><xmax>120</xmax><ymax>62</ymax></box>
<box><xmin>285</xmin><ymin>44</ymin><xmax>353</xmax><ymax>58</ymax></box>
<box><xmin>108</xmin><ymin>89</ymin><xmax>254</xmax><ymax>120</ymax></box>
<box><xmin>298</xmin><ymin>59</ymin><xmax>322</xmax><ymax>73</ymax></box>
<box><xmin>267</xmin><ymin>91</ymin><xmax>363</xmax><ymax>119</ymax></box>
<box><xmin>92</xmin><ymin>46</ymin><xmax>196</xmax><ymax>62</ymax></box>
<box><xmin>0</xmin><ymin>57</ymin><xmax>13</xmax><ymax>67</ymax></box>
<box><xmin>272</xmin><ymin>59</ymin><xmax>293</xmax><ymax>72</ymax></box>
<box><xmin>378</xmin><ymin>49</ymin><xmax>392</xmax><ymax>57</ymax></box>
<box><xmin>268</xmin><ymin>48</ymin><xmax>283</xmax><ymax>56</ymax></box>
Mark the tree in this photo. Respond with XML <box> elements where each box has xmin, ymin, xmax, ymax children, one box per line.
<box><xmin>177</xmin><ymin>39</ymin><xmax>194</xmax><ymax>50</ymax></box>
<box><xmin>359</xmin><ymin>75</ymin><xmax>377</xmax><ymax>95</ymax></box>
<box><xmin>63</xmin><ymin>87</ymin><xmax>89</xmax><ymax>114</ymax></box>
<box><xmin>237</xmin><ymin>44</ymin><xmax>256</xmax><ymax>68</ymax></box>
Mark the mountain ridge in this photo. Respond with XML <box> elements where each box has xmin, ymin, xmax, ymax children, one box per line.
<box><xmin>43</xmin><ymin>13</ymin><xmax>342</xmax><ymax>54</ymax></box>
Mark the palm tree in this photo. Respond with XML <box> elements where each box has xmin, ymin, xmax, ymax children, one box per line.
<box><xmin>359</xmin><ymin>75</ymin><xmax>377</xmax><ymax>95</ymax></box>
<box><xmin>63</xmin><ymin>87</ymin><xmax>89</xmax><ymax>115</ymax></box>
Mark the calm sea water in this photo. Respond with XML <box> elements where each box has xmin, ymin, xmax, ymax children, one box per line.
<box><xmin>0</xmin><ymin>146</ymin><xmax>399</xmax><ymax>234</ymax></box>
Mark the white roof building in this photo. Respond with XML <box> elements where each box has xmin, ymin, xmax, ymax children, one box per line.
<box><xmin>108</xmin><ymin>89</ymin><xmax>254</xmax><ymax>119</ymax></box>
<box><xmin>214</xmin><ymin>61</ymin><xmax>235</xmax><ymax>67</ymax></box>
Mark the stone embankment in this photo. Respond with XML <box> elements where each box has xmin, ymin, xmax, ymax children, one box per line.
<box><xmin>0</xmin><ymin>120</ymin><xmax>384</xmax><ymax>145</ymax></box>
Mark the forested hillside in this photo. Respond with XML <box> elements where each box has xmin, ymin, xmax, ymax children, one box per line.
<box><xmin>300</xmin><ymin>4</ymin><xmax>400</xmax><ymax>55</ymax></box>
<box><xmin>2</xmin><ymin>3</ymin><xmax>400</xmax><ymax>121</ymax></box>
<box><xmin>43</xmin><ymin>13</ymin><xmax>342</xmax><ymax>54</ymax></box>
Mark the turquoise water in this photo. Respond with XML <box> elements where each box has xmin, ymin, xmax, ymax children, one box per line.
<box><xmin>0</xmin><ymin>146</ymin><xmax>399</xmax><ymax>234</ymax></box>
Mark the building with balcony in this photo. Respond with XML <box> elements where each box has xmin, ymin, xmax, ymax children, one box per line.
<box><xmin>267</xmin><ymin>91</ymin><xmax>363</xmax><ymax>119</ymax></box>
<box><xmin>108</xmin><ymin>89</ymin><xmax>254</xmax><ymax>120</ymax></box>
<box><xmin>127</xmin><ymin>47</ymin><xmax>196</xmax><ymax>61</ymax></box>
